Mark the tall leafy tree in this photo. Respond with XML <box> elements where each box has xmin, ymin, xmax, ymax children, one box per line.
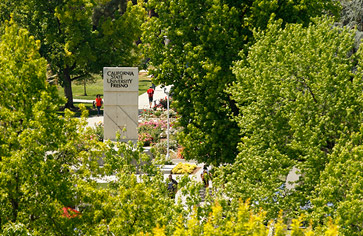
<box><xmin>222</xmin><ymin>17</ymin><xmax>362</xmax><ymax>235</ymax></box>
<box><xmin>0</xmin><ymin>19</ymin><xmax>120</xmax><ymax>235</ymax></box>
<box><xmin>142</xmin><ymin>0</ymin><xmax>340</xmax><ymax>165</ymax></box>
<box><xmin>1</xmin><ymin>0</ymin><xmax>145</xmax><ymax>108</ymax></box>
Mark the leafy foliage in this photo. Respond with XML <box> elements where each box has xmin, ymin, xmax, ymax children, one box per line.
<box><xmin>149</xmin><ymin>200</ymin><xmax>339</xmax><ymax>236</ymax></box>
<box><xmin>311</xmin><ymin>122</ymin><xmax>363</xmax><ymax>235</ymax></box>
<box><xmin>1</xmin><ymin>3</ymin><xmax>360</xmax><ymax>235</ymax></box>
<box><xmin>0</xmin><ymin>0</ymin><xmax>146</xmax><ymax>108</ymax></box>
<box><xmin>222</xmin><ymin>17</ymin><xmax>362</xmax><ymax>235</ymax></box>
<box><xmin>0</xmin><ymin>19</ymin><xmax>101</xmax><ymax>234</ymax></box>
<box><xmin>142</xmin><ymin>0</ymin><xmax>340</xmax><ymax>165</ymax></box>
<box><xmin>93</xmin><ymin>121</ymin><xmax>104</xmax><ymax>141</ymax></box>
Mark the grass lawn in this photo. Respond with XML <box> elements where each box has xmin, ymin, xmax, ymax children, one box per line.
<box><xmin>58</xmin><ymin>71</ymin><xmax>153</xmax><ymax>100</ymax></box>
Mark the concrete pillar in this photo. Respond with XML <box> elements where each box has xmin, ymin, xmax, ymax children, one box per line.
<box><xmin>103</xmin><ymin>67</ymin><xmax>138</xmax><ymax>142</ymax></box>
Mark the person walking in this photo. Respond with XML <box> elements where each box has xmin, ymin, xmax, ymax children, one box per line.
<box><xmin>147</xmin><ymin>86</ymin><xmax>154</xmax><ymax>108</ymax></box>
<box><xmin>201</xmin><ymin>165</ymin><xmax>212</xmax><ymax>188</ymax></box>
<box><xmin>167</xmin><ymin>174</ymin><xmax>178</xmax><ymax>199</ymax></box>
<box><xmin>95</xmin><ymin>94</ymin><xmax>103</xmax><ymax>116</ymax></box>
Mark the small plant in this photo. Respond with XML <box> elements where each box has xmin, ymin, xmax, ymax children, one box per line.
<box><xmin>165</xmin><ymin>109</ymin><xmax>177</xmax><ymax>118</ymax></box>
<box><xmin>154</xmin><ymin>110</ymin><xmax>162</xmax><ymax>117</ymax></box>
<box><xmin>153</xmin><ymin>140</ymin><xmax>178</xmax><ymax>154</ymax></box>
<box><xmin>94</xmin><ymin>121</ymin><xmax>104</xmax><ymax>141</ymax></box>
<box><xmin>138</xmin><ymin>132</ymin><xmax>153</xmax><ymax>146</ymax></box>
<box><xmin>140</xmin><ymin>109</ymin><xmax>154</xmax><ymax>119</ymax></box>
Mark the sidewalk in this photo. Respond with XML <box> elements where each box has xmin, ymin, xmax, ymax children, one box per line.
<box><xmin>138</xmin><ymin>85</ymin><xmax>172</xmax><ymax>110</ymax></box>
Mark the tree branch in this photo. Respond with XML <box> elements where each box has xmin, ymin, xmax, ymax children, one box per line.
<box><xmin>296</xmin><ymin>76</ymin><xmax>318</xmax><ymax>103</ymax></box>
<box><xmin>70</xmin><ymin>73</ymin><xmax>91</xmax><ymax>82</ymax></box>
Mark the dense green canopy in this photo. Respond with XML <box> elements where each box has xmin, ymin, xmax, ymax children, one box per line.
<box><xmin>219</xmin><ymin>17</ymin><xmax>362</xmax><ymax>235</ymax></box>
<box><xmin>0</xmin><ymin>0</ymin><xmax>145</xmax><ymax>108</ymax></box>
<box><xmin>1</xmin><ymin>1</ymin><xmax>361</xmax><ymax>235</ymax></box>
<box><xmin>0</xmin><ymin>19</ymin><xmax>93</xmax><ymax>234</ymax></box>
<box><xmin>142</xmin><ymin>0</ymin><xmax>340</xmax><ymax>165</ymax></box>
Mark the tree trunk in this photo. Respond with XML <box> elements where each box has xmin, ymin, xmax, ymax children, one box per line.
<box><xmin>63</xmin><ymin>68</ymin><xmax>74</xmax><ymax>109</ymax></box>
<box><xmin>83</xmin><ymin>78</ymin><xmax>87</xmax><ymax>96</ymax></box>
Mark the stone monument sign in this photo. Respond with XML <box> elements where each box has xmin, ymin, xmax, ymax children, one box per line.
<box><xmin>103</xmin><ymin>67</ymin><xmax>138</xmax><ymax>142</ymax></box>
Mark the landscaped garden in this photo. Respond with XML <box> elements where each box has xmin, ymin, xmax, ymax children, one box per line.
<box><xmin>2</xmin><ymin>1</ymin><xmax>363</xmax><ymax>235</ymax></box>
<box><xmin>137</xmin><ymin>107</ymin><xmax>183</xmax><ymax>160</ymax></box>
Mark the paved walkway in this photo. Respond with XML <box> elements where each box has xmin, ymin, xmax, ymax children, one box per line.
<box><xmin>138</xmin><ymin>85</ymin><xmax>172</xmax><ymax>110</ymax></box>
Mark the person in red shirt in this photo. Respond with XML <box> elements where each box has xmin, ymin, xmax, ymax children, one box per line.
<box><xmin>147</xmin><ymin>86</ymin><xmax>154</xmax><ymax>108</ymax></box>
<box><xmin>95</xmin><ymin>94</ymin><xmax>103</xmax><ymax>116</ymax></box>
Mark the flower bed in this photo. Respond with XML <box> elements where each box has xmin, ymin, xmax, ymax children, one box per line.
<box><xmin>138</xmin><ymin>119</ymin><xmax>171</xmax><ymax>146</ymax></box>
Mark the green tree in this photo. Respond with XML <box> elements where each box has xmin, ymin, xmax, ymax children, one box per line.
<box><xmin>0</xmin><ymin>20</ymin><xmax>102</xmax><ymax>234</ymax></box>
<box><xmin>74</xmin><ymin>75</ymin><xmax>97</xmax><ymax>96</ymax></box>
<box><xmin>1</xmin><ymin>0</ymin><xmax>145</xmax><ymax>108</ymax></box>
<box><xmin>142</xmin><ymin>0</ymin><xmax>340</xmax><ymax>165</ymax></box>
<box><xmin>0</xmin><ymin>15</ymin><xmax>178</xmax><ymax>236</ymax></box>
<box><xmin>222</xmin><ymin>17</ymin><xmax>362</xmax><ymax>234</ymax></box>
<box><xmin>0</xmin><ymin>20</ymin><xmax>185</xmax><ymax>236</ymax></box>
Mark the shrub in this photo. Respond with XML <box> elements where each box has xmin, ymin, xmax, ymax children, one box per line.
<box><xmin>152</xmin><ymin>200</ymin><xmax>339</xmax><ymax>235</ymax></box>
<box><xmin>138</xmin><ymin>132</ymin><xmax>153</xmax><ymax>146</ymax></box>
<box><xmin>172</xmin><ymin>163</ymin><xmax>197</xmax><ymax>174</ymax></box>
<box><xmin>153</xmin><ymin>139</ymin><xmax>178</xmax><ymax>154</ymax></box>
<box><xmin>94</xmin><ymin>121</ymin><xmax>104</xmax><ymax>141</ymax></box>
<box><xmin>158</xmin><ymin>97</ymin><xmax>168</xmax><ymax>109</ymax></box>
<box><xmin>154</xmin><ymin>110</ymin><xmax>162</xmax><ymax>117</ymax></box>
<box><xmin>155</xmin><ymin>97</ymin><xmax>172</xmax><ymax>110</ymax></box>
<box><xmin>138</xmin><ymin>120</ymin><xmax>170</xmax><ymax>145</ymax></box>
